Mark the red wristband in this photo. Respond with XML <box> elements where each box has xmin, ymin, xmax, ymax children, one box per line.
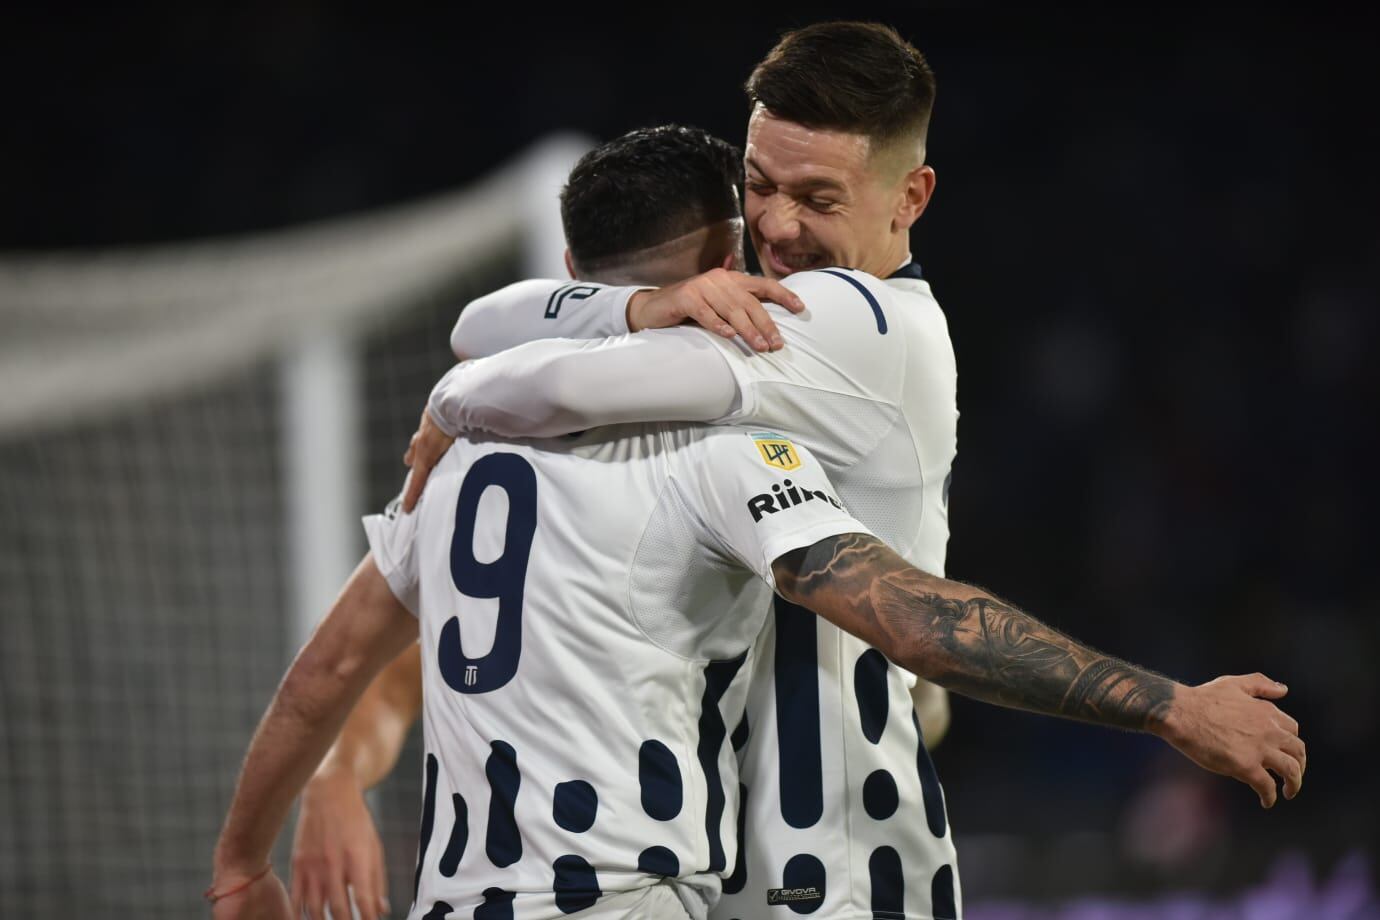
<box><xmin>204</xmin><ymin>864</ymin><xmax>272</xmax><ymax>904</ymax></box>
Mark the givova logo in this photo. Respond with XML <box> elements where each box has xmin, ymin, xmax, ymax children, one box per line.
<box><xmin>766</xmin><ymin>886</ymin><xmax>824</xmax><ymax>906</ymax></box>
<box><xmin>747</xmin><ymin>478</ymin><xmax>844</xmax><ymax>522</ymax></box>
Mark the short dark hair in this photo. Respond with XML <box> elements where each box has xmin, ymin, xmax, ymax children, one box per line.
<box><xmin>746</xmin><ymin>21</ymin><xmax>936</xmax><ymax>150</ymax></box>
<box><xmin>560</xmin><ymin>125</ymin><xmax>743</xmax><ymax>269</ymax></box>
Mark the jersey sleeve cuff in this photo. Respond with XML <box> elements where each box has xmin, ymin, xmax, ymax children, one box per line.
<box><xmin>361</xmin><ymin>513</ymin><xmax>421</xmax><ymax>617</ymax></box>
<box><xmin>757</xmin><ymin>520</ymin><xmax>874</xmax><ymax>592</ymax></box>
<box><xmin>610</xmin><ymin>286</ymin><xmax>651</xmax><ymax>335</ymax></box>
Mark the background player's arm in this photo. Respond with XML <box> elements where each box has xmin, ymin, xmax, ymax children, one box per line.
<box><xmin>290</xmin><ymin>643</ymin><xmax>422</xmax><ymax>920</ymax></box>
<box><xmin>210</xmin><ymin>555</ymin><xmax>418</xmax><ymax>920</ymax></box>
<box><xmin>771</xmin><ymin>534</ymin><xmax>1307</xmax><ymax>809</ymax></box>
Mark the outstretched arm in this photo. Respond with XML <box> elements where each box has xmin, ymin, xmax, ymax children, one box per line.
<box><xmin>772</xmin><ymin>534</ymin><xmax>1306</xmax><ymax>808</ymax></box>
<box><xmin>290</xmin><ymin>643</ymin><xmax>423</xmax><ymax>920</ymax></box>
<box><xmin>210</xmin><ymin>555</ymin><xmax>419</xmax><ymax>920</ymax></box>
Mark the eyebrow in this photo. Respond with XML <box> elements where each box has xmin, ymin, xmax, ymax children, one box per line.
<box><xmin>745</xmin><ymin>158</ymin><xmax>846</xmax><ymax>195</ymax></box>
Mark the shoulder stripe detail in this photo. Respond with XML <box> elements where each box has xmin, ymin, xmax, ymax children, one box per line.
<box><xmin>818</xmin><ymin>269</ymin><xmax>887</xmax><ymax>335</ymax></box>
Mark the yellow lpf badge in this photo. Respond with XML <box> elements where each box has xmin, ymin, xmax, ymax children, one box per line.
<box><xmin>753</xmin><ymin>432</ymin><xmax>801</xmax><ymax>471</ymax></box>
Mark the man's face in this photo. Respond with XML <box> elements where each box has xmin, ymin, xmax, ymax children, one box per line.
<box><xmin>744</xmin><ymin>104</ymin><xmax>910</xmax><ymax>280</ymax></box>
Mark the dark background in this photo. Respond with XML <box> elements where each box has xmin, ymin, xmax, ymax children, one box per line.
<box><xmin>4</xmin><ymin>2</ymin><xmax>1376</xmax><ymax>908</ymax></box>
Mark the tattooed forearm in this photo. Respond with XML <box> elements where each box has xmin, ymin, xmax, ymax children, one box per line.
<box><xmin>773</xmin><ymin>534</ymin><xmax>1176</xmax><ymax>732</ymax></box>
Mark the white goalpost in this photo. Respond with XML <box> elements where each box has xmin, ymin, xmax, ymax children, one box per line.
<box><xmin>0</xmin><ymin>134</ymin><xmax>590</xmax><ymax>918</ymax></box>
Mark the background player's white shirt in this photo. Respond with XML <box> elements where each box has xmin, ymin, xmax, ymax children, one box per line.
<box><xmin>363</xmin><ymin>423</ymin><xmax>869</xmax><ymax>920</ymax></box>
<box><xmin>429</xmin><ymin>266</ymin><xmax>963</xmax><ymax>920</ymax></box>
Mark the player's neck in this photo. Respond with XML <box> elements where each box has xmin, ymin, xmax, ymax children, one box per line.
<box><xmin>858</xmin><ymin>239</ymin><xmax>911</xmax><ymax>280</ymax></box>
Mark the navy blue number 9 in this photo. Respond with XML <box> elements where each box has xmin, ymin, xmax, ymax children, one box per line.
<box><xmin>439</xmin><ymin>452</ymin><xmax>537</xmax><ymax>694</ymax></box>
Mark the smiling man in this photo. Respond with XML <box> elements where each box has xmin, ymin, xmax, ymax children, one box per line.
<box><xmin>743</xmin><ymin>29</ymin><xmax>935</xmax><ymax>281</ymax></box>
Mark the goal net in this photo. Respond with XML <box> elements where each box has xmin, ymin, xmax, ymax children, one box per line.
<box><xmin>0</xmin><ymin>135</ymin><xmax>590</xmax><ymax>917</ymax></box>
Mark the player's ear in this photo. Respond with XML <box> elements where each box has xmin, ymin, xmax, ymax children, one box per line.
<box><xmin>563</xmin><ymin>248</ymin><xmax>577</xmax><ymax>280</ymax></box>
<box><xmin>892</xmin><ymin>164</ymin><xmax>936</xmax><ymax>233</ymax></box>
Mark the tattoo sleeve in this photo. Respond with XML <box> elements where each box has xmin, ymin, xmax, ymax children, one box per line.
<box><xmin>772</xmin><ymin>534</ymin><xmax>1176</xmax><ymax>732</ymax></box>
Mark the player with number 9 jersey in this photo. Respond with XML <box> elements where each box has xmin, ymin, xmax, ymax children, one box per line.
<box><xmin>363</xmin><ymin>422</ymin><xmax>872</xmax><ymax>920</ymax></box>
<box><xmin>427</xmin><ymin>262</ymin><xmax>962</xmax><ymax>919</ymax></box>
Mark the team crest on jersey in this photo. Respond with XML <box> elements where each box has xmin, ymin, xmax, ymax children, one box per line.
<box><xmin>752</xmin><ymin>432</ymin><xmax>801</xmax><ymax>471</ymax></box>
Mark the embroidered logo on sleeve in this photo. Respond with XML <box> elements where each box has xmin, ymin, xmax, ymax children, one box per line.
<box><xmin>752</xmin><ymin>432</ymin><xmax>801</xmax><ymax>471</ymax></box>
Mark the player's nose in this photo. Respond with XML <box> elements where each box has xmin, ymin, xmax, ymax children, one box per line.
<box><xmin>757</xmin><ymin>196</ymin><xmax>800</xmax><ymax>242</ymax></box>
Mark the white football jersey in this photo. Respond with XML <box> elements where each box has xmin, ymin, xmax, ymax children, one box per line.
<box><xmin>363</xmin><ymin>423</ymin><xmax>870</xmax><ymax>920</ymax></box>
<box><xmin>707</xmin><ymin>265</ymin><xmax>962</xmax><ymax>920</ymax></box>
<box><xmin>433</xmin><ymin>263</ymin><xmax>962</xmax><ymax>920</ymax></box>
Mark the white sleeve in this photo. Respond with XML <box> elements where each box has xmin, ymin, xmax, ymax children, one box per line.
<box><xmin>449</xmin><ymin>279</ymin><xmax>646</xmax><ymax>359</ymax></box>
<box><xmin>693</xmin><ymin>269</ymin><xmax>904</xmax><ymax>425</ymax></box>
<box><xmin>427</xmin><ymin>327</ymin><xmax>741</xmax><ymax>439</ymax></box>
<box><xmin>686</xmin><ymin>430</ymin><xmax>872</xmax><ymax>591</ymax></box>
<box><xmin>360</xmin><ymin>498</ymin><xmax>421</xmax><ymax>616</ymax></box>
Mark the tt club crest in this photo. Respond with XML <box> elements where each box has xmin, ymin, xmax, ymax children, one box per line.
<box><xmin>753</xmin><ymin>432</ymin><xmax>801</xmax><ymax>471</ymax></box>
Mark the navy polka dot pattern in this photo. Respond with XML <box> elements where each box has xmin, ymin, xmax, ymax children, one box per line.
<box><xmin>869</xmin><ymin>846</ymin><xmax>905</xmax><ymax>919</ymax></box>
<box><xmin>552</xmin><ymin>780</ymin><xmax>598</xmax><ymax>833</ymax></box>
<box><xmin>420</xmin><ymin>901</ymin><xmax>452</xmax><ymax>920</ymax></box>
<box><xmin>474</xmin><ymin>887</ymin><xmax>514</xmax><ymax>920</ymax></box>
<box><xmin>438</xmin><ymin>793</ymin><xmax>468</xmax><ymax>877</ymax></box>
<box><xmin>637</xmin><ymin>845</ymin><xmax>680</xmax><ymax>876</ymax></box>
<box><xmin>911</xmin><ymin>711</ymin><xmax>947</xmax><ymax>838</ymax></box>
<box><xmin>696</xmin><ymin>651</ymin><xmax>747</xmax><ymax>871</ymax></box>
<box><xmin>414</xmin><ymin>753</ymin><xmax>439</xmax><ymax>901</ymax></box>
<box><xmin>862</xmin><ymin>769</ymin><xmax>899</xmax><ymax>821</ymax></box>
<box><xmin>485</xmin><ymin>741</ymin><xmax>523</xmax><ymax>868</ymax></box>
<box><xmin>931</xmin><ymin>864</ymin><xmax>958</xmax><ymax>919</ymax></box>
<box><xmin>774</xmin><ymin>599</ymin><xmax>823</xmax><ymax>829</ymax></box>
<box><xmin>638</xmin><ymin>739</ymin><xmax>683</xmax><ymax>821</ymax></box>
<box><xmin>553</xmin><ymin>854</ymin><xmax>601</xmax><ymax>914</ymax></box>
<box><xmin>853</xmin><ymin>649</ymin><xmax>891</xmax><ymax>744</ymax></box>
<box><xmin>782</xmin><ymin>853</ymin><xmax>827</xmax><ymax>915</ymax></box>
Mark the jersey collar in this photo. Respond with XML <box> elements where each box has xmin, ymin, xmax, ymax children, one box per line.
<box><xmin>887</xmin><ymin>259</ymin><xmax>924</xmax><ymax>281</ymax></box>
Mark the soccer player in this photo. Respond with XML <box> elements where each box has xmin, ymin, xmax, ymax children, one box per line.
<box><xmin>401</xmin><ymin>22</ymin><xmax>1300</xmax><ymax>920</ymax></box>
<box><xmin>288</xmin><ymin>123</ymin><xmax>773</xmax><ymax>920</ymax></box>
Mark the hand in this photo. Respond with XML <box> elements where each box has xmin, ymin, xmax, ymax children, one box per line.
<box><xmin>402</xmin><ymin>407</ymin><xmax>454</xmax><ymax>512</ymax></box>
<box><xmin>1158</xmin><ymin>673</ymin><xmax>1306</xmax><ymax>808</ymax></box>
<box><xmin>290</xmin><ymin>768</ymin><xmax>391</xmax><ymax>920</ymax></box>
<box><xmin>209</xmin><ymin>868</ymin><xmax>293</xmax><ymax>920</ymax></box>
<box><xmin>626</xmin><ymin>268</ymin><xmax>806</xmax><ymax>352</ymax></box>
